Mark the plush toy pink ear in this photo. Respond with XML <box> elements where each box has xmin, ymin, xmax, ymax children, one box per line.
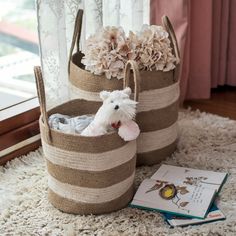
<box><xmin>118</xmin><ymin>120</ymin><xmax>140</xmax><ymax>141</ymax></box>
<box><xmin>123</xmin><ymin>87</ymin><xmax>132</xmax><ymax>96</ymax></box>
<box><xmin>100</xmin><ymin>91</ymin><xmax>110</xmax><ymax>101</ymax></box>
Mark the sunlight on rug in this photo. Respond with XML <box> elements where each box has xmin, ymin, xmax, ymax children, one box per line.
<box><xmin>1</xmin><ymin>109</ymin><xmax>236</xmax><ymax>236</ymax></box>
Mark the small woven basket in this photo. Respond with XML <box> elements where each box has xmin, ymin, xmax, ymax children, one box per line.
<box><xmin>34</xmin><ymin>62</ymin><xmax>140</xmax><ymax>215</ymax></box>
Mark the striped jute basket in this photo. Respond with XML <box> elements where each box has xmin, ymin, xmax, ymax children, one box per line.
<box><xmin>69</xmin><ymin>9</ymin><xmax>180</xmax><ymax>166</ymax></box>
<box><xmin>34</xmin><ymin>64</ymin><xmax>140</xmax><ymax>215</ymax></box>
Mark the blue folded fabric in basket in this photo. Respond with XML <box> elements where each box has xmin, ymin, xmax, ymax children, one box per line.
<box><xmin>48</xmin><ymin>113</ymin><xmax>94</xmax><ymax>134</ymax></box>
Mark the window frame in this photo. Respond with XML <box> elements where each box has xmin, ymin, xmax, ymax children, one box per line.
<box><xmin>0</xmin><ymin>97</ymin><xmax>40</xmax><ymax>165</ymax></box>
<box><xmin>0</xmin><ymin>1</ymin><xmax>41</xmax><ymax>165</ymax></box>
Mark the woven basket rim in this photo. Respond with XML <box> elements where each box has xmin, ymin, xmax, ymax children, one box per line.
<box><xmin>71</xmin><ymin>52</ymin><xmax>178</xmax><ymax>75</ymax></box>
<box><xmin>39</xmin><ymin>115</ymin><xmax>120</xmax><ymax>139</ymax></box>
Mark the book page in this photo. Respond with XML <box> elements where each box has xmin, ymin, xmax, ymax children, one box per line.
<box><xmin>132</xmin><ymin>179</ymin><xmax>216</xmax><ymax>218</ymax></box>
<box><xmin>166</xmin><ymin>205</ymin><xmax>226</xmax><ymax>227</ymax></box>
<box><xmin>151</xmin><ymin>165</ymin><xmax>227</xmax><ymax>193</ymax></box>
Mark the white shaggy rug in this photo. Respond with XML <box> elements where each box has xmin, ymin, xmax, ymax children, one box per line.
<box><xmin>1</xmin><ymin>110</ymin><xmax>236</xmax><ymax>236</ymax></box>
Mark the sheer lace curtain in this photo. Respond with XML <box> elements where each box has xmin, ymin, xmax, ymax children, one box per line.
<box><xmin>36</xmin><ymin>0</ymin><xmax>150</xmax><ymax>108</ymax></box>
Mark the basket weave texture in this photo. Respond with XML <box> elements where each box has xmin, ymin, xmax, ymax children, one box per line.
<box><xmin>34</xmin><ymin>61</ymin><xmax>140</xmax><ymax>214</ymax></box>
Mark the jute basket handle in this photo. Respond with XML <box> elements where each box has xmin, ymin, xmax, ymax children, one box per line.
<box><xmin>34</xmin><ymin>66</ymin><xmax>52</xmax><ymax>144</ymax></box>
<box><xmin>123</xmin><ymin>60</ymin><xmax>141</xmax><ymax>102</ymax></box>
<box><xmin>162</xmin><ymin>15</ymin><xmax>181</xmax><ymax>82</ymax></box>
<box><xmin>68</xmin><ymin>9</ymin><xmax>83</xmax><ymax>74</ymax></box>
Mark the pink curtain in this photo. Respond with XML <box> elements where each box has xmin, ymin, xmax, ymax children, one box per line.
<box><xmin>151</xmin><ymin>0</ymin><xmax>236</xmax><ymax>102</ymax></box>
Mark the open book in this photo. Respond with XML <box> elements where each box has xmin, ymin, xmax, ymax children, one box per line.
<box><xmin>131</xmin><ymin>164</ymin><xmax>227</xmax><ymax>219</ymax></box>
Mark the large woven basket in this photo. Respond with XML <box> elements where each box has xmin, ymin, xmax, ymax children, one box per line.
<box><xmin>34</xmin><ymin>64</ymin><xmax>140</xmax><ymax>215</ymax></box>
<box><xmin>69</xmin><ymin>10</ymin><xmax>180</xmax><ymax>166</ymax></box>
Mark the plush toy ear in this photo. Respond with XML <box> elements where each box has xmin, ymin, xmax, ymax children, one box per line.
<box><xmin>123</xmin><ymin>87</ymin><xmax>132</xmax><ymax>96</ymax></box>
<box><xmin>100</xmin><ymin>91</ymin><xmax>110</xmax><ymax>101</ymax></box>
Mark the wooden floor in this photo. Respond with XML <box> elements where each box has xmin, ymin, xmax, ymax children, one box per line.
<box><xmin>184</xmin><ymin>86</ymin><xmax>236</xmax><ymax>120</ymax></box>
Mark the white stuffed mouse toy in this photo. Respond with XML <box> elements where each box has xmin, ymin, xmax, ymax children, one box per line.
<box><xmin>81</xmin><ymin>87</ymin><xmax>140</xmax><ymax>141</ymax></box>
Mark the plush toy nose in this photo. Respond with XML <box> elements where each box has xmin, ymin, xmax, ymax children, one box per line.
<box><xmin>114</xmin><ymin>105</ymin><xmax>119</xmax><ymax>110</ymax></box>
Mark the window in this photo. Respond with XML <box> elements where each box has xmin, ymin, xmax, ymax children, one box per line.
<box><xmin>0</xmin><ymin>0</ymin><xmax>40</xmax><ymax>165</ymax></box>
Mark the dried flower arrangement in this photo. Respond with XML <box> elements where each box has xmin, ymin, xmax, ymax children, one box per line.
<box><xmin>82</xmin><ymin>25</ymin><xmax>179</xmax><ymax>80</ymax></box>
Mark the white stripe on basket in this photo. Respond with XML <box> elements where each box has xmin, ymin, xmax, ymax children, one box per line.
<box><xmin>137</xmin><ymin>122</ymin><xmax>178</xmax><ymax>153</ymax></box>
<box><xmin>48</xmin><ymin>172</ymin><xmax>135</xmax><ymax>204</ymax></box>
<box><xmin>137</xmin><ymin>82</ymin><xmax>180</xmax><ymax>112</ymax></box>
<box><xmin>69</xmin><ymin>82</ymin><xmax>179</xmax><ymax>112</ymax></box>
<box><xmin>69</xmin><ymin>83</ymin><xmax>101</xmax><ymax>101</ymax></box>
<box><xmin>42</xmin><ymin>140</ymin><xmax>136</xmax><ymax>171</ymax></box>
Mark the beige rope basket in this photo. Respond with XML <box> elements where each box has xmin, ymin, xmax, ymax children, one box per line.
<box><xmin>69</xmin><ymin>10</ymin><xmax>180</xmax><ymax>166</ymax></box>
<box><xmin>34</xmin><ymin>62</ymin><xmax>140</xmax><ymax>215</ymax></box>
